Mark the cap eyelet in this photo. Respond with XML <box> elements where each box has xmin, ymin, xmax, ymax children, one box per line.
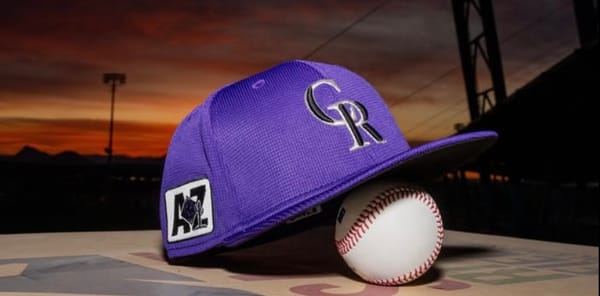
<box><xmin>252</xmin><ymin>79</ymin><xmax>266</xmax><ymax>89</ymax></box>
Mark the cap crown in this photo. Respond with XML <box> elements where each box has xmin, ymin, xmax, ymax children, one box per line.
<box><xmin>161</xmin><ymin>60</ymin><xmax>410</xmax><ymax>257</ymax></box>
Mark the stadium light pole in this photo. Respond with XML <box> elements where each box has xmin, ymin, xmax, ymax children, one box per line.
<box><xmin>103</xmin><ymin>73</ymin><xmax>126</xmax><ymax>165</ymax></box>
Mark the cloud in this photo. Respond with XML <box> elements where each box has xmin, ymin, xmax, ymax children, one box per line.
<box><xmin>0</xmin><ymin>0</ymin><xmax>580</xmax><ymax>156</ymax></box>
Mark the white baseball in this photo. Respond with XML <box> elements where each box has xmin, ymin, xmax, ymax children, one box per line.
<box><xmin>334</xmin><ymin>180</ymin><xmax>444</xmax><ymax>285</ymax></box>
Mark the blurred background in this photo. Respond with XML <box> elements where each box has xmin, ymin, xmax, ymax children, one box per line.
<box><xmin>1</xmin><ymin>0</ymin><xmax>597</xmax><ymax>246</ymax></box>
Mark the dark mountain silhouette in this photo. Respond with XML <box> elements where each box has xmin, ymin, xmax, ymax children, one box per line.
<box><xmin>13</xmin><ymin>145</ymin><xmax>53</xmax><ymax>163</ymax></box>
<box><xmin>3</xmin><ymin>146</ymin><xmax>164</xmax><ymax>165</ymax></box>
<box><xmin>1</xmin><ymin>146</ymin><xmax>165</xmax><ymax>234</ymax></box>
<box><xmin>55</xmin><ymin>150</ymin><xmax>92</xmax><ymax>164</ymax></box>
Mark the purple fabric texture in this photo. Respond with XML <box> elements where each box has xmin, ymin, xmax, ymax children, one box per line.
<box><xmin>160</xmin><ymin>60</ymin><xmax>497</xmax><ymax>259</ymax></box>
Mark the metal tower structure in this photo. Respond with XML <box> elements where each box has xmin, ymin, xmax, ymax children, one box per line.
<box><xmin>452</xmin><ymin>0</ymin><xmax>507</xmax><ymax>121</ymax></box>
<box><xmin>573</xmin><ymin>0</ymin><xmax>599</xmax><ymax>48</ymax></box>
<box><xmin>102</xmin><ymin>73</ymin><xmax>126</xmax><ymax>165</ymax></box>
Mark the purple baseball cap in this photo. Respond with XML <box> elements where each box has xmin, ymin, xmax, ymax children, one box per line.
<box><xmin>160</xmin><ymin>60</ymin><xmax>497</xmax><ymax>260</ymax></box>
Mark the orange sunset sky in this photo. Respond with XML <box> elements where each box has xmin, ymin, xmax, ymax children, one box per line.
<box><xmin>0</xmin><ymin>0</ymin><xmax>579</xmax><ymax>157</ymax></box>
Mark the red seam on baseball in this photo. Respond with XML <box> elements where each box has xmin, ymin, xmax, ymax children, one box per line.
<box><xmin>334</xmin><ymin>186</ymin><xmax>444</xmax><ymax>285</ymax></box>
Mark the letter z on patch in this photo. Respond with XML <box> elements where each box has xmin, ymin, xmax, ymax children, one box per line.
<box><xmin>165</xmin><ymin>179</ymin><xmax>213</xmax><ymax>242</ymax></box>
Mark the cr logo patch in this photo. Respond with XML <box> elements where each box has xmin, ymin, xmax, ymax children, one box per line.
<box><xmin>165</xmin><ymin>179</ymin><xmax>213</xmax><ymax>242</ymax></box>
<box><xmin>305</xmin><ymin>79</ymin><xmax>386</xmax><ymax>151</ymax></box>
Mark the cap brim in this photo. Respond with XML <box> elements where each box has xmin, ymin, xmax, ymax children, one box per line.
<box><xmin>204</xmin><ymin>130</ymin><xmax>498</xmax><ymax>255</ymax></box>
<box><xmin>383</xmin><ymin>130</ymin><xmax>498</xmax><ymax>180</ymax></box>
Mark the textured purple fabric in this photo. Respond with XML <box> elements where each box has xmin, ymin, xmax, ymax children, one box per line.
<box><xmin>160</xmin><ymin>60</ymin><xmax>497</xmax><ymax>259</ymax></box>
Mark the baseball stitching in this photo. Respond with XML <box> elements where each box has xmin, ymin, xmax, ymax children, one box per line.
<box><xmin>335</xmin><ymin>186</ymin><xmax>444</xmax><ymax>285</ymax></box>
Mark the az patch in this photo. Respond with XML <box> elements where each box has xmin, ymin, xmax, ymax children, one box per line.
<box><xmin>165</xmin><ymin>179</ymin><xmax>213</xmax><ymax>242</ymax></box>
